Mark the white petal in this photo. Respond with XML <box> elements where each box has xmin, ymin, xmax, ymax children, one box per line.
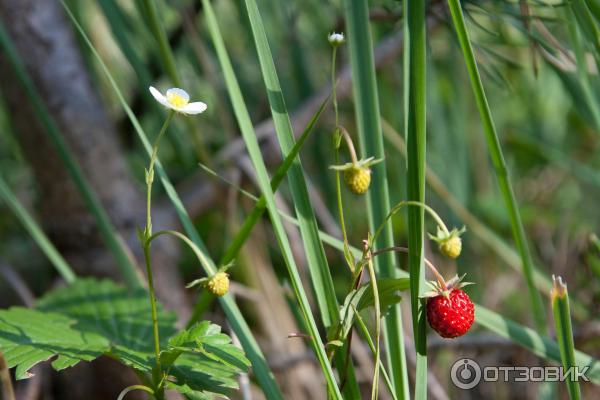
<box><xmin>180</xmin><ymin>102</ymin><xmax>207</xmax><ymax>115</ymax></box>
<box><xmin>149</xmin><ymin>86</ymin><xmax>172</xmax><ymax>109</ymax></box>
<box><xmin>166</xmin><ymin>88</ymin><xmax>190</xmax><ymax>103</ymax></box>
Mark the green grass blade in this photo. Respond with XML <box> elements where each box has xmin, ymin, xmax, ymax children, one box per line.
<box><xmin>564</xmin><ymin>4</ymin><xmax>600</xmax><ymax>131</ymax></box>
<box><xmin>475</xmin><ymin>305</ymin><xmax>600</xmax><ymax>384</ymax></box>
<box><xmin>140</xmin><ymin>0</ymin><xmax>181</xmax><ymax>87</ymax></box>
<box><xmin>570</xmin><ymin>0</ymin><xmax>600</xmax><ymax>67</ymax></box>
<box><xmin>585</xmin><ymin>0</ymin><xmax>600</xmax><ymax>22</ymax></box>
<box><xmin>446</xmin><ymin>0</ymin><xmax>547</xmax><ymax>331</ymax></box>
<box><xmin>202</xmin><ymin>1</ymin><xmax>341</xmax><ymax>397</ymax></box>
<box><xmin>239</xmin><ymin>0</ymin><xmax>339</xmax><ymax>328</ymax></box>
<box><xmin>551</xmin><ymin>277</ymin><xmax>581</xmax><ymax>400</ymax></box>
<box><xmin>404</xmin><ymin>1</ymin><xmax>428</xmax><ymax>399</ymax></box>
<box><xmin>59</xmin><ymin>3</ymin><xmax>284</xmax><ymax>398</ymax></box>
<box><xmin>220</xmin><ymin>96</ymin><xmax>328</xmax><ymax>265</ymax></box>
<box><xmin>343</xmin><ymin>1</ymin><xmax>410</xmax><ymax>398</ymax></box>
<box><xmin>97</xmin><ymin>0</ymin><xmax>152</xmax><ymax>88</ymax></box>
<box><xmin>0</xmin><ymin>20</ymin><xmax>142</xmax><ymax>289</ymax></box>
<box><xmin>0</xmin><ymin>176</ymin><xmax>76</xmax><ymax>283</ymax></box>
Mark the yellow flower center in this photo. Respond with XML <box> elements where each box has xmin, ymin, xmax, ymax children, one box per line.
<box><xmin>167</xmin><ymin>92</ymin><xmax>189</xmax><ymax>108</ymax></box>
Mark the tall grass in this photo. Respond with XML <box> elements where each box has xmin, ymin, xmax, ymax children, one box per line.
<box><xmin>404</xmin><ymin>1</ymin><xmax>428</xmax><ymax>399</ymax></box>
<box><xmin>446</xmin><ymin>0</ymin><xmax>547</xmax><ymax>331</ymax></box>
<box><xmin>201</xmin><ymin>0</ymin><xmax>342</xmax><ymax>397</ymax></box>
<box><xmin>0</xmin><ymin>176</ymin><xmax>76</xmax><ymax>283</ymax></box>
<box><xmin>343</xmin><ymin>1</ymin><xmax>409</xmax><ymax>398</ymax></box>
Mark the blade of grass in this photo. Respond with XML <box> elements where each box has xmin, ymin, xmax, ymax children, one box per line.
<box><xmin>202</xmin><ymin>1</ymin><xmax>341</xmax><ymax>397</ymax></box>
<box><xmin>0</xmin><ymin>176</ymin><xmax>76</xmax><ymax>283</ymax></box>
<box><xmin>446</xmin><ymin>0</ymin><xmax>547</xmax><ymax>332</ymax></box>
<box><xmin>191</xmin><ymin>95</ymin><xmax>328</xmax><ymax>323</ymax></box>
<box><xmin>219</xmin><ymin>95</ymin><xmax>329</xmax><ymax>266</ymax></box>
<box><xmin>241</xmin><ymin>0</ymin><xmax>338</xmax><ymax>328</ymax></box>
<box><xmin>343</xmin><ymin>1</ymin><xmax>410</xmax><ymax>398</ymax></box>
<box><xmin>140</xmin><ymin>0</ymin><xmax>181</xmax><ymax>88</ymax></box>
<box><xmin>404</xmin><ymin>1</ymin><xmax>428</xmax><ymax>399</ymax></box>
<box><xmin>564</xmin><ymin>4</ymin><xmax>600</xmax><ymax>131</ymax></box>
<box><xmin>551</xmin><ymin>276</ymin><xmax>582</xmax><ymax>400</ymax></box>
<box><xmin>475</xmin><ymin>304</ymin><xmax>600</xmax><ymax>384</ymax></box>
<box><xmin>59</xmin><ymin>3</ymin><xmax>284</xmax><ymax>398</ymax></box>
<box><xmin>98</xmin><ymin>0</ymin><xmax>152</xmax><ymax>88</ymax></box>
<box><xmin>240</xmin><ymin>1</ymin><xmax>361</xmax><ymax>396</ymax></box>
<box><xmin>0</xmin><ymin>21</ymin><xmax>142</xmax><ymax>289</ymax></box>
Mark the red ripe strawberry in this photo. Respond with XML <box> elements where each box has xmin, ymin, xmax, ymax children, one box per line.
<box><xmin>426</xmin><ymin>289</ymin><xmax>474</xmax><ymax>338</ymax></box>
<box><xmin>423</xmin><ymin>274</ymin><xmax>474</xmax><ymax>338</ymax></box>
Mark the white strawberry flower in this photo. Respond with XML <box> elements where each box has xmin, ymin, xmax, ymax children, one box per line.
<box><xmin>149</xmin><ymin>86</ymin><xmax>207</xmax><ymax>115</ymax></box>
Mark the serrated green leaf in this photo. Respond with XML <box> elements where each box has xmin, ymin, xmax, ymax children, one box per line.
<box><xmin>0</xmin><ymin>308</ymin><xmax>107</xmax><ymax>379</ymax></box>
<box><xmin>165</xmin><ymin>381</ymin><xmax>215</xmax><ymax>400</ymax></box>
<box><xmin>167</xmin><ymin>353</ymin><xmax>242</xmax><ymax>397</ymax></box>
<box><xmin>161</xmin><ymin>322</ymin><xmax>248</xmax><ymax>398</ymax></box>
<box><xmin>0</xmin><ymin>277</ymin><xmax>177</xmax><ymax>379</ymax></box>
<box><xmin>36</xmin><ymin>278</ymin><xmax>177</xmax><ymax>371</ymax></box>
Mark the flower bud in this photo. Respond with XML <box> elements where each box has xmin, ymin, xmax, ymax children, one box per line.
<box><xmin>328</xmin><ymin>32</ymin><xmax>345</xmax><ymax>46</ymax></box>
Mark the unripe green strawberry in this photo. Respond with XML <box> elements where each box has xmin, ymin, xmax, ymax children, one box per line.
<box><xmin>440</xmin><ymin>236</ymin><xmax>462</xmax><ymax>259</ymax></box>
<box><xmin>206</xmin><ymin>272</ymin><xmax>229</xmax><ymax>297</ymax></box>
<box><xmin>429</xmin><ymin>226</ymin><xmax>466</xmax><ymax>259</ymax></box>
<box><xmin>344</xmin><ymin>166</ymin><xmax>371</xmax><ymax>194</ymax></box>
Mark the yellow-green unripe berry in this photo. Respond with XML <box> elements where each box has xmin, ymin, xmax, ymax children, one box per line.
<box><xmin>206</xmin><ymin>272</ymin><xmax>229</xmax><ymax>296</ymax></box>
<box><xmin>440</xmin><ymin>236</ymin><xmax>462</xmax><ymax>259</ymax></box>
<box><xmin>344</xmin><ymin>166</ymin><xmax>371</xmax><ymax>194</ymax></box>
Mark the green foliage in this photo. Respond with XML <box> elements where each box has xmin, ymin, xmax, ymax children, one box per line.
<box><xmin>163</xmin><ymin>322</ymin><xmax>250</xmax><ymax>398</ymax></box>
<box><xmin>0</xmin><ymin>279</ymin><xmax>248</xmax><ymax>398</ymax></box>
<box><xmin>330</xmin><ymin>278</ymin><xmax>409</xmax><ymax>341</ymax></box>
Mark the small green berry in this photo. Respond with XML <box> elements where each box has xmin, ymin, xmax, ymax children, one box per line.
<box><xmin>206</xmin><ymin>272</ymin><xmax>229</xmax><ymax>296</ymax></box>
<box><xmin>344</xmin><ymin>166</ymin><xmax>371</xmax><ymax>194</ymax></box>
<box><xmin>440</xmin><ymin>236</ymin><xmax>462</xmax><ymax>259</ymax></box>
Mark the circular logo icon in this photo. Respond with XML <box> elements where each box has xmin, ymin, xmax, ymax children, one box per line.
<box><xmin>451</xmin><ymin>358</ymin><xmax>481</xmax><ymax>390</ymax></box>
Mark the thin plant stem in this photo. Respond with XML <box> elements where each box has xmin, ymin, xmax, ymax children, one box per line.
<box><xmin>332</xmin><ymin>46</ymin><xmax>340</xmax><ymax>128</ymax></box>
<box><xmin>365</xmin><ymin>249</ymin><xmax>381</xmax><ymax>400</ymax></box>
<box><xmin>117</xmin><ymin>385</ymin><xmax>155</xmax><ymax>400</ymax></box>
<box><xmin>146</xmin><ymin>111</ymin><xmax>175</xmax><ymax>236</ymax></box>
<box><xmin>372</xmin><ymin>201</ymin><xmax>450</xmax><ymax>246</ymax></box>
<box><xmin>371</xmin><ymin>246</ymin><xmax>446</xmax><ymax>289</ymax></box>
<box><xmin>337</xmin><ymin>125</ymin><xmax>360</xmax><ymax>165</ymax></box>
<box><xmin>352</xmin><ymin>305</ymin><xmax>398</xmax><ymax>400</ymax></box>
<box><xmin>331</xmin><ymin>45</ymin><xmax>354</xmax><ymax>272</ymax></box>
<box><xmin>141</xmin><ymin>112</ymin><xmax>174</xmax><ymax>398</ymax></box>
